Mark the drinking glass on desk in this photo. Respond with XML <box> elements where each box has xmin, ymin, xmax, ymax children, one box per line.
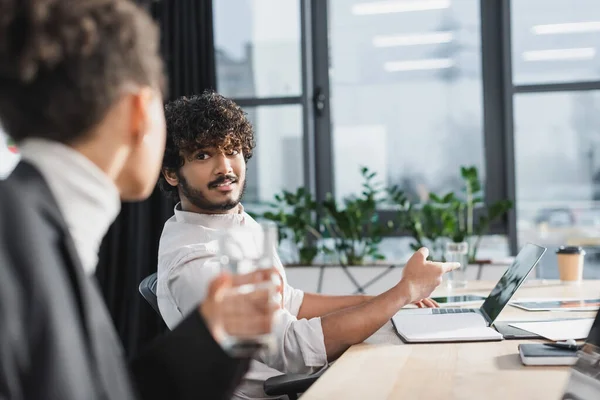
<box><xmin>217</xmin><ymin>221</ymin><xmax>280</xmax><ymax>356</ymax></box>
<box><xmin>445</xmin><ymin>241</ymin><xmax>468</xmax><ymax>288</ymax></box>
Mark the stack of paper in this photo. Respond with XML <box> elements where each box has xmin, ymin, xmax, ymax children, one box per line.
<box><xmin>508</xmin><ymin>318</ymin><xmax>594</xmax><ymax>341</ymax></box>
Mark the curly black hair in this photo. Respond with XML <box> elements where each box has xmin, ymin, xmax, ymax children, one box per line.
<box><xmin>159</xmin><ymin>90</ymin><xmax>255</xmax><ymax>200</ymax></box>
<box><xmin>0</xmin><ymin>0</ymin><xmax>163</xmax><ymax>143</ymax></box>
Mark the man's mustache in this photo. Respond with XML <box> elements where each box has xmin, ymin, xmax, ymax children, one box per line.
<box><xmin>208</xmin><ymin>174</ymin><xmax>239</xmax><ymax>188</ymax></box>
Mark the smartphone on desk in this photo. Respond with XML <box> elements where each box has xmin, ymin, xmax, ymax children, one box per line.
<box><xmin>431</xmin><ymin>295</ymin><xmax>487</xmax><ymax>304</ymax></box>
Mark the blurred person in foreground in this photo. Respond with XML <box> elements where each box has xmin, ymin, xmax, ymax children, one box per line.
<box><xmin>0</xmin><ymin>1</ymin><xmax>277</xmax><ymax>399</ymax></box>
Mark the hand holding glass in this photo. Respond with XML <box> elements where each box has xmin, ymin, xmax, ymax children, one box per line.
<box><xmin>217</xmin><ymin>222</ymin><xmax>281</xmax><ymax>356</ymax></box>
<box><xmin>200</xmin><ymin>269</ymin><xmax>279</xmax><ymax>357</ymax></box>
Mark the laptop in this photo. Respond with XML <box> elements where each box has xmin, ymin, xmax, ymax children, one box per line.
<box><xmin>391</xmin><ymin>243</ymin><xmax>547</xmax><ymax>343</ymax></box>
<box><xmin>561</xmin><ymin>308</ymin><xmax>600</xmax><ymax>400</ymax></box>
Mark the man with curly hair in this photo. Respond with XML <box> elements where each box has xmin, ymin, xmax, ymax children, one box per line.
<box><xmin>159</xmin><ymin>92</ymin><xmax>256</xmax><ymax>213</ymax></box>
<box><xmin>157</xmin><ymin>91</ymin><xmax>458</xmax><ymax>399</ymax></box>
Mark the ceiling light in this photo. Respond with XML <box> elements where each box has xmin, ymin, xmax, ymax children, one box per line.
<box><xmin>384</xmin><ymin>58</ymin><xmax>455</xmax><ymax>72</ymax></box>
<box><xmin>532</xmin><ymin>21</ymin><xmax>600</xmax><ymax>35</ymax></box>
<box><xmin>373</xmin><ymin>31</ymin><xmax>454</xmax><ymax>47</ymax></box>
<box><xmin>523</xmin><ymin>48</ymin><xmax>595</xmax><ymax>62</ymax></box>
<box><xmin>352</xmin><ymin>0</ymin><xmax>450</xmax><ymax>16</ymax></box>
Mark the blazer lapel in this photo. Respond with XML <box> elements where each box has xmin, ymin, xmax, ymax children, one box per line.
<box><xmin>54</xmin><ymin>195</ymin><xmax>132</xmax><ymax>398</ymax></box>
<box><xmin>21</xmin><ymin>162</ymin><xmax>95</xmax><ymax>343</ymax></box>
<box><xmin>17</xmin><ymin>162</ymin><xmax>107</xmax><ymax>390</ymax></box>
<box><xmin>14</xmin><ymin>162</ymin><xmax>133</xmax><ymax>399</ymax></box>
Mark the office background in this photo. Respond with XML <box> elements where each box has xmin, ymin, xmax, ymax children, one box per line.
<box><xmin>1</xmin><ymin>0</ymin><xmax>600</xmax><ymax>355</ymax></box>
<box><xmin>211</xmin><ymin>0</ymin><xmax>600</xmax><ymax>275</ymax></box>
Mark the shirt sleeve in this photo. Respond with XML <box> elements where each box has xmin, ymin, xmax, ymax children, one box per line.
<box><xmin>262</xmin><ymin>256</ymin><xmax>327</xmax><ymax>373</ymax></box>
<box><xmin>164</xmin><ymin>252</ymin><xmax>222</xmax><ymax>325</ymax></box>
<box><xmin>283</xmin><ymin>282</ymin><xmax>305</xmax><ymax>316</ymax></box>
<box><xmin>273</xmin><ymin>252</ymin><xmax>305</xmax><ymax>317</ymax></box>
<box><xmin>255</xmin><ymin>310</ymin><xmax>327</xmax><ymax>374</ymax></box>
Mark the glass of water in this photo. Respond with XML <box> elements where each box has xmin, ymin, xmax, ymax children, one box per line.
<box><xmin>445</xmin><ymin>241</ymin><xmax>469</xmax><ymax>289</ymax></box>
<box><xmin>217</xmin><ymin>221</ymin><xmax>279</xmax><ymax>355</ymax></box>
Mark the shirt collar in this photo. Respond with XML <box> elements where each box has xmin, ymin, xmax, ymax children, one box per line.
<box><xmin>19</xmin><ymin>138</ymin><xmax>121</xmax><ymax>275</ymax></box>
<box><xmin>173</xmin><ymin>202</ymin><xmax>248</xmax><ymax>229</ymax></box>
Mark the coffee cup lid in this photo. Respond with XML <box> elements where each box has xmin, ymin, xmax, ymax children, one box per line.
<box><xmin>556</xmin><ymin>246</ymin><xmax>586</xmax><ymax>255</ymax></box>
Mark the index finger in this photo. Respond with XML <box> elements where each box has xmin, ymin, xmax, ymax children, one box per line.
<box><xmin>429</xmin><ymin>261</ymin><xmax>460</xmax><ymax>273</ymax></box>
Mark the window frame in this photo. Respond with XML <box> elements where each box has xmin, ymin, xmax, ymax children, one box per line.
<box><xmin>213</xmin><ymin>1</ymin><xmax>316</xmax><ymax>206</ymax></box>
<box><xmin>501</xmin><ymin>0</ymin><xmax>600</xmax><ymax>254</ymax></box>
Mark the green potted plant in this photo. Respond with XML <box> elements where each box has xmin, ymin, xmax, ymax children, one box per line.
<box><xmin>390</xmin><ymin>166</ymin><xmax>513</xmax><ymax>263</ymax></box>
<box><xmin>261</xmin><ymin>187</ymin><xmax>323</xmax><ymax>266</ymax></box>
<box><xmin>455</xmin><ymin>166</ymin><xmax>512</xmax><ymax>262</ymax></box>
<box><xmin>388</xmin><ymin>187</ymin><xmax>455</xmax><ymax>260</ymax></box>
<box><xmin>322</xmin><ymin>167</ymin><xmax>393</xmax><ymax>266</ymax></box>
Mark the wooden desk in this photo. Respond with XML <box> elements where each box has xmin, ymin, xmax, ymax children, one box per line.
<box><xmin>302</xmin><ymin>280</ymin><xmax>600</xmax><ymax>400</ymax></box>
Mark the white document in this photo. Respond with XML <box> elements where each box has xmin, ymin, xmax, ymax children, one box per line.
<box><xmin>508</xmin><ymin>318</ymin><xmax>594</xmax><ymax>341</ymax></box>
<box><xmin>392</xmin><ymin>313</ymin><xmax>503</xmax><ymax>342</ymax></box>
<box><xmin>509</xmin><ymin>297</ymin><xmax>600</xmax><ymax>312</ymax></box>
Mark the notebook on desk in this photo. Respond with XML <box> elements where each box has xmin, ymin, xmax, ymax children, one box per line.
<box><xmin>391</xmin><ymin>243</ymin><xmax>547</xmax><ymax>343</ymax></box>
<box><xmin>519</xmin><ymin>343</ymin><xmax>579</xmax><ymax>366</ymax></box>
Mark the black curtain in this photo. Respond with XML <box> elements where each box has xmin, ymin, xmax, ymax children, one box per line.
<box><xmin>95</xmin><ymin>0</ymin><xmax>217</xmax><ymax>357</ymax></box>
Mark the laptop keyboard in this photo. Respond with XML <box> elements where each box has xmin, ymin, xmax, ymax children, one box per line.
<box><xmin>432</xmin><ymin>308</ymin><xmax>477</xmax><ymax>314</ymax></box>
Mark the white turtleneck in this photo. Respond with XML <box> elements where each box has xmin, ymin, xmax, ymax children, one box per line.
<box><xmin>19</xmin><ymin>138</ymin><xmax>121</xmax><ymax>275</ymax></box>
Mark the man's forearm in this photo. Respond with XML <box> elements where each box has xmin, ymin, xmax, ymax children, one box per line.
<box><xmin>297</xmin><ymin>293</ymin><xmax>372</xmax><ymax>319</ymax></box>
<box><xmin>320</xmin><ymin>284</ymin><xmax>410</xmax><ymax>361</ymax></box>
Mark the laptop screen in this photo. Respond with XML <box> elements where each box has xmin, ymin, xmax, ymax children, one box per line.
<box><xmin>587</xmin><ymin>311</ymin><xmax>600</xmax><ymax>347</ymax></box>
<box><xmin>562</xmin><ymin>309</ymin><xmax>600</xmax><ymax>399</ymax></box>
<box><xmin>480</xmin><ymin>243</ymin><xmax>546</xmax><ymax>323</ymax></box>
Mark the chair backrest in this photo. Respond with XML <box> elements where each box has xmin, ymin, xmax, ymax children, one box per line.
<box><xmin>139</xmin><ymin>272</ymin><xmax>160</xmax><ymax>316</ymax></box>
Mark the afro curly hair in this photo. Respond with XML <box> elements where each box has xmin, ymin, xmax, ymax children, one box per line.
<box><xmin>158</xmin><ymin>90</ymin><xmax>255</xmax><ymax>200</ymax></box>
<box><xmin>0</xmin><ymin>0</ymin><xmax>163</xmax><ymax>144</ymax></box>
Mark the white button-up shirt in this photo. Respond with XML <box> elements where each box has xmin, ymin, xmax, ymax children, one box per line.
<box><xmin>157</xmin><ymin>204</ymin><xmax>327</xmax><ymax>399</ymax></box>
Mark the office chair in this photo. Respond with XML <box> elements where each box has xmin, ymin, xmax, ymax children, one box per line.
<box><xmin>138</xmin><ymin>272</ymin><xmax>325</xmax><ymax>399</ymax></box>
<box><xmin>138</xmin><ymin>273</ymin><xmax>160</xmax><ymax>315</ymax></box>
<box><xmin>263</xmin><ymin>366</ymin><xmax>328</xmax><ymax>400</ymax></box>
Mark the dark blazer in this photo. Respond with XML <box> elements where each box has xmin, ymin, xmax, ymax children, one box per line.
<box><xmin>0</xmin><ymin>162</ymin><xmax>249</xmax><ymax>400</ymax></box>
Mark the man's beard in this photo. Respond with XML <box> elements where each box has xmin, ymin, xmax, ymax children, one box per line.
<box><xmin>178</xmin><ymin>173</ymin><xmax>246</xmax><ymax>212</ymax></box>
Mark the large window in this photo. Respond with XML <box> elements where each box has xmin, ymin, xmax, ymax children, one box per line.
<box><xmin>243</xmin><ymin>106</ymin><xmax>304</xmax><ymax>203</ymax></box>
<box><xmin>213</xmin><ymin>0</ymin><xmax>302</xmax><ymax>99</ymax></box>
<box><xmin>515</xmin><ymin>91</ymin><xmax>600</xmax><ymax>248</ymax></box>
<box><xmin>328</xmin><ymin>0</ymin><xmax>485</xmax><ymax>203</ymax></box>
<box><xmin>213</xmin><ymin>0</ymin><xmax>306</xmax><ymax>205</ymax></box>
<box><xmin>511</xmin><ymin>0</ymin><xmax>600</xmax><ymax>278</ymax></box>
<box><xmin>211</xmin><ymin>0</ymin><xmax>600</xmax><ymax>271</ymax></box>
<box><xmin>511</xmin><ymin>0</ymin><xmax>600</xmax><ymax>85</ymax></box>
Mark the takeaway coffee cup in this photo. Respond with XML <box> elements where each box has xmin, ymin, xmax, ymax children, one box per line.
<box><xmin>556</xmin><ymin>246</ymin><xmax>585</xmax><ymax>284</ymax></box>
